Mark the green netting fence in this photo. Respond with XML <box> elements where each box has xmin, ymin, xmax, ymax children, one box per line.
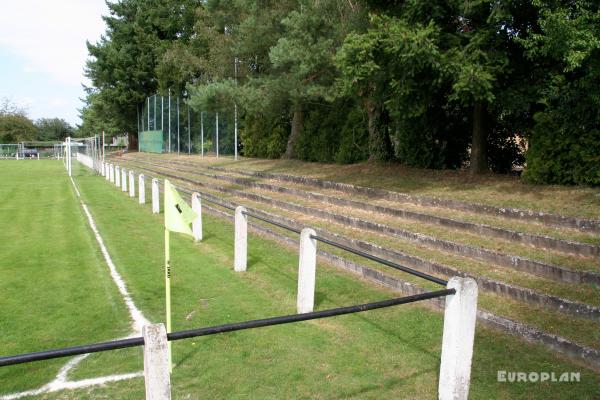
<box><xmin>139</xmin><ymin>130</ymin><xmax>164</xmax><ymax>153</ymax></box>
<box><xmin>138</xmin><ymin>94</ymin><xmax>237</xmax><ymax>157</ymax></box>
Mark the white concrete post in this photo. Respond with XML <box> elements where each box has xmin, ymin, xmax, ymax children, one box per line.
<box><xmin>234</xmin><ymin>206</ymin><xmax>247</xmax><ymax>272</ymax></box>
<box><xmin>192</xmin><ymin>193</ymin><xmax>202</xmax><ymax>242</ymax></box>
<box><xmin>143</xmin><ymin>323</ymin><xmax>171</xmax><ymax>400</ymax></box>
<box><xmin>438</xmin><ymin>277</ymin><xmax>478</xmax><ymax>400</ymax></box>
<box><xmin>121</xmin><ymin>168</ymin><xmax>128</xmax><ymax>192</ymax></box>
<box><xmin>152</xmin><ymin>178</ymin><xmax>160</xmax><ymax>214</ymax></box>
<box><xmin>115</xmin><ymin>166</ymin><xmax>121</xmax><ymax>187</ymax></box>
<box><xmin>110</xmin><ymin>164</ymin><xmax>114</xmax><ymax>183</ymax></box>
<box><xmin>139</xmin><ymin>174</ymin><xmax>146</xmax><ymax>204</ymax></box>
<box><xmin>129</xmin><ymin>170</ymin><xmax>135</xmax><ymax>197</ymax></box>
<box><xmin>297</xmin><ymin>228</ymin><xmax>317</xmax><ymax>314</ymax></box>
<box><xmin>106</xmin><ymin>163</ymin><xmax>111</xmax><ymax>181</ymax></box>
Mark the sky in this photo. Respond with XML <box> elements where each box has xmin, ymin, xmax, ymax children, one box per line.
<box><xmin>0</xmin><ymin>0</ymin><xmax>109</xmax><ymax>126</ymax></box>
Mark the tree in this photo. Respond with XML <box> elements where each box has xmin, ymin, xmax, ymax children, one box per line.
<box><xmin>0</xmin><ymin>99</ymin><xmax>38</xmax><ymax>143</ymax></box>
<box><xmin>520</xmin><ymin>0</ymin><xmax>600</xmax><ymax>185</ymax></box>
<box><xmin>0</xmin><ymin>97</ymin><xmax>26</xmax><ymax>116</ymax></box>
<box><xmin>84</xmin><ymin>0</ymin><xmax>200</xmax><ymax>141</ymax></box>
<box><xmin>35</xmin><ymin>118</ymin><xmax>73</xmax><ymax>141</ymax></box>
<box><xmin>336</xmin><ymin>15</ymin><xmax>442</xmax><ymax>161</ymax></box>
<box><xmin>336</xmin><ymin>1</ymin><xmax>541</xmax><ymax>171</ymax></box>
<box><xmin>267</xmin><ymin>1</ymin><xmax>364</xmax><ymax>158</ymax></box>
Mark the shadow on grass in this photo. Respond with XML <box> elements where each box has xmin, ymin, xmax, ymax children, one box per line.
<box><xmin>332</xmin><ymin>366</ymin><xmax>438</xmax><ymax>399</ymax></box>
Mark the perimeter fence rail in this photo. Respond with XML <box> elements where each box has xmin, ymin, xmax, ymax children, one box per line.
<box><xmin>138</xmin><ymin>93</ymin><xmax>237</xmax><ymax>157</ymax></box>
<box><xmin>0</xmin><ymin>156</ymin><xmax>478</xmax><ymax>400</ymax></box>
<box><xmin>0</xmin><ymin>142</ymin><xmax>63</xmax><ymax>159</ymax></box>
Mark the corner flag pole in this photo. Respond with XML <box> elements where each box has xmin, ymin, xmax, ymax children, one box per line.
<box><xmin>163</xmin><ymin>179</ymin><xmax>197</xmax><ymax>373</ymax></box>
<box><xmin>165</xmin><ymin>227</ymin><xmax>173</xmax><ymax>372</ymax></box>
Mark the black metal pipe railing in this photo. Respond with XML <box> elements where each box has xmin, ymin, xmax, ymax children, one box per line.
<box><xmin>242</xmin><ymin>210</ymin><xmax>302</xmax><ymax>234</ymax></box>
<box><xmin>310</xmin><ymin>234</ymin><xmax>448</xmax><ymax>286</ymax></box>
<box><xmin>0</xmin><ymin>289</ymin><xmax>453</xmax><ymax>368</ymax></box>
<box><xmin>0</xmin><ymin>337</ymin><xmax>143</xmax><ymax>368</ymax></box>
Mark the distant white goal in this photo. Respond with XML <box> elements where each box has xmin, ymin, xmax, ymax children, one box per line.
<box><xmin>0</xmin><ymin>144</ymin><xmax>20</xmax><ymax>159</ymax></box>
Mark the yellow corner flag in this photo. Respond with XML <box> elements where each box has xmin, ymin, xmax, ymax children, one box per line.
<box><xmin>163</xmin><ymin>179</ymin><xmax>197</xmax><ymax>372</ymax></box>
<box><xmin>164</xmin><ymin>179</ymin><xmax>197</xmax><ymax>236</ymax></box>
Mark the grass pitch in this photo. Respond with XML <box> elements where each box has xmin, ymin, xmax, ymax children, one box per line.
<box><xmin>0</xmin><ymin>160</ymin><xmax>599</xmax><ymax>399</ymax></box>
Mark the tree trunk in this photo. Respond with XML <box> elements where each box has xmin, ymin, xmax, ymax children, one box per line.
<box><xmin>129</xmin><ymin>132</ymin><xmax>138</xmax><ymax>151</ymax></box>
<box><xmin>365</xmin><ymin>99</ymin><xmax>393</xmax><ymax>161</ymax></box>
<box><xmin>470</xmin><ymin>101</ymin><xmax>488</xmax><ymax>174</ymax></box>
<box><xmin>283</xmin><ymin>103</ymin><xmax>303</xmax><ymax>159</ymax></box>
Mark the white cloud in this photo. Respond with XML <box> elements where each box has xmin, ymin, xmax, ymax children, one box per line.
<box><xmin>0</xmin><ymin>0</ymin><xmax>108</xmax><ymax>87</ymax></box>
<box><xmin>23</xmin><ymin>65</ymin><xmax>38</xmax><ymax>73</ymax></box>
<box><xmin>49</xmin><ymin>97</ymin><xmax>68</xmax><ymax>108</ymax></box>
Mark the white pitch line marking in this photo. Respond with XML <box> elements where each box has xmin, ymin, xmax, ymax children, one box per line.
<box><xmin>1</xmin><ymin>174</ymin><xmax>149</xmax><ymax>399</ymax></box>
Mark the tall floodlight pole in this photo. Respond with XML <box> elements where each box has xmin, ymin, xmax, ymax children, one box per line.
<box><xmin>200</xmin><ymin>112</ymin><xmax>204</xmax><ymax>157</ymax></box>
<box><xmin>234</xmin><ymin>57</ymin><xmax>238</xmax><ymax>161</ymax></box>
<box><xmin>154</xmin><ymin>95</ymin><xmax>157</xmax><ymax>130</ymax></box>
<box><xmin>147</xmin><ymin>97</ymin><xmax>150</xmax><ymax>131</ymax></box>
<box><xmin>216</xmin><ymin>112</ymin><xmax>219</xmax><ymax>158</ymax></box>
<box><xmin>67</xmin><ymin>136</ymin><xmax>72</xmax><ymax>176</ymax></box>
<box><xmin>187</xmin><ymin>104</ymin><xmax>191</xmax><ymax>155</ymax></box>
<box><xmin>102</xmin><ymin>131</ymin><xmax>105</xmax><ymax>165</ymax></box>
<box><xmin>161</xmin><ymin>95</ymin><xmax>164</xmax><ymax>152</ymax></box>
<box><xmin>168</xmin><ymin>89</ymin><xmax>172</xmax><ymax>153</ymax></box>
<box><xmin>177</xmin><ymin>96</ymin><xmax>180</xmax><ymax>155</ymax></box>
<box><xmin>96</xmin><ymin>135</ymin><xmax>99</xmax><ymax>172</ymax></box>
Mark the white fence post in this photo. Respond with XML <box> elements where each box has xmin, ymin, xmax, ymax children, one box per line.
<box><xmin>192</xmin><ymin>193</ymin><xmax>202</xmax><ymax>242</ymax></box>
<box><xmin>139</xmin><ymin>174</ymin><xmax>146</xmax><ymax>204</ymax></box>
<box><xmin>152</xmin><ymin>179</ymin><xmax>160</xmax><ymax>214</ymax></box>
<box><xmin>297</xmin><ymin>228</ymin><xmax>317</xmax><ymax>314</ymax></box>
<box><xmin>109</xmin><ymin>164</ymin><xmax>114</xmax><ymax>183</ymax></box>
<box><xmin>234</xmin><ymin>206</ymin><xmax>247</xmax><ymax>272</ymax></box>
<box><xmin>121</xmin><ymin>168</ymin><xmax>128</xmax><ymax>192</ymax></box>
<box><xmin>66</xmin><ymin>137</ymin><xmax>71</xmax><ymax>176</ymax></box>
<box><xmin>129</xmin><ymin>170</ymin><xmax>135</xmax><ymax>197</ymax></box>
<box><xmin>116</xmin><ymin>166</ymin><xmax>121</xmax><ymax>187</ymax></box>
<box><xmin>101</xmin><ymin>162</ymin><xmax>106</xmax><ymax>177</ymax></box>
<box><xmin>438</xmin><ymin>277</ymin><xmax>478</xmax><ymax>400</ymax></box>
<box><xmin>143</xmin><ymin>323</ymin><xmax>171</xmax><ymax>400</ymax></box>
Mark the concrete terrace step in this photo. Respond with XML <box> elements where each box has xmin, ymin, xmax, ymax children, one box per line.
<box><xmin>152</xmin><ymin>158</ymin><xmax>600</xmax><ymax>258</ymax></box>
<box><xmin>123</xmin><ymin>159</ymin><xmax>600</xmax><ymax>286</ymax></box>
<box><xmin>116</xmin><ymin>159</ymin><xmax>600</xmax><ymax>320</ymax></box>
<box><xmin>195</xmin><ymin>162</ymin><xmax>600</xmax><ymax>234</ymax></box>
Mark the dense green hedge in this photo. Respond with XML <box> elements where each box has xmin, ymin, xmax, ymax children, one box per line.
<box><xmin>524</xmin><ymin>71</ymin><xmax>600</xmax><ymax>186</ymax></box>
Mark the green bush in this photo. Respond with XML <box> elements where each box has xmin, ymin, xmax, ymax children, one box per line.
<box><xmin>524</xmin><ymin>113</ymin><xmax>600</xmax><ymax>186</ymax></box>
<box><xmin>393</xmin><ymin>108</ymin><xmax>470</xmax><ymax>169</ymax></box>
<box><xmin>240</xmin><ymin>114</ymin><xmax>288</xmax><ymax>159</ymax></box>
<box><xmin>524</xmin><ymin>72</ymin><xmax>600</xmax><ymax>186</ymax></box>
<box><xmin>295</xmin><ymin>102</ymin><xmax>368</xmax><ymax>163</ymax></box>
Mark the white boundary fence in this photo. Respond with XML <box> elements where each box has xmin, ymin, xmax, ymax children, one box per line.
<box><xmin>45</xmin><ymin>158</ymin><xmax>480</xmax><ymax>400</ymax></box>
